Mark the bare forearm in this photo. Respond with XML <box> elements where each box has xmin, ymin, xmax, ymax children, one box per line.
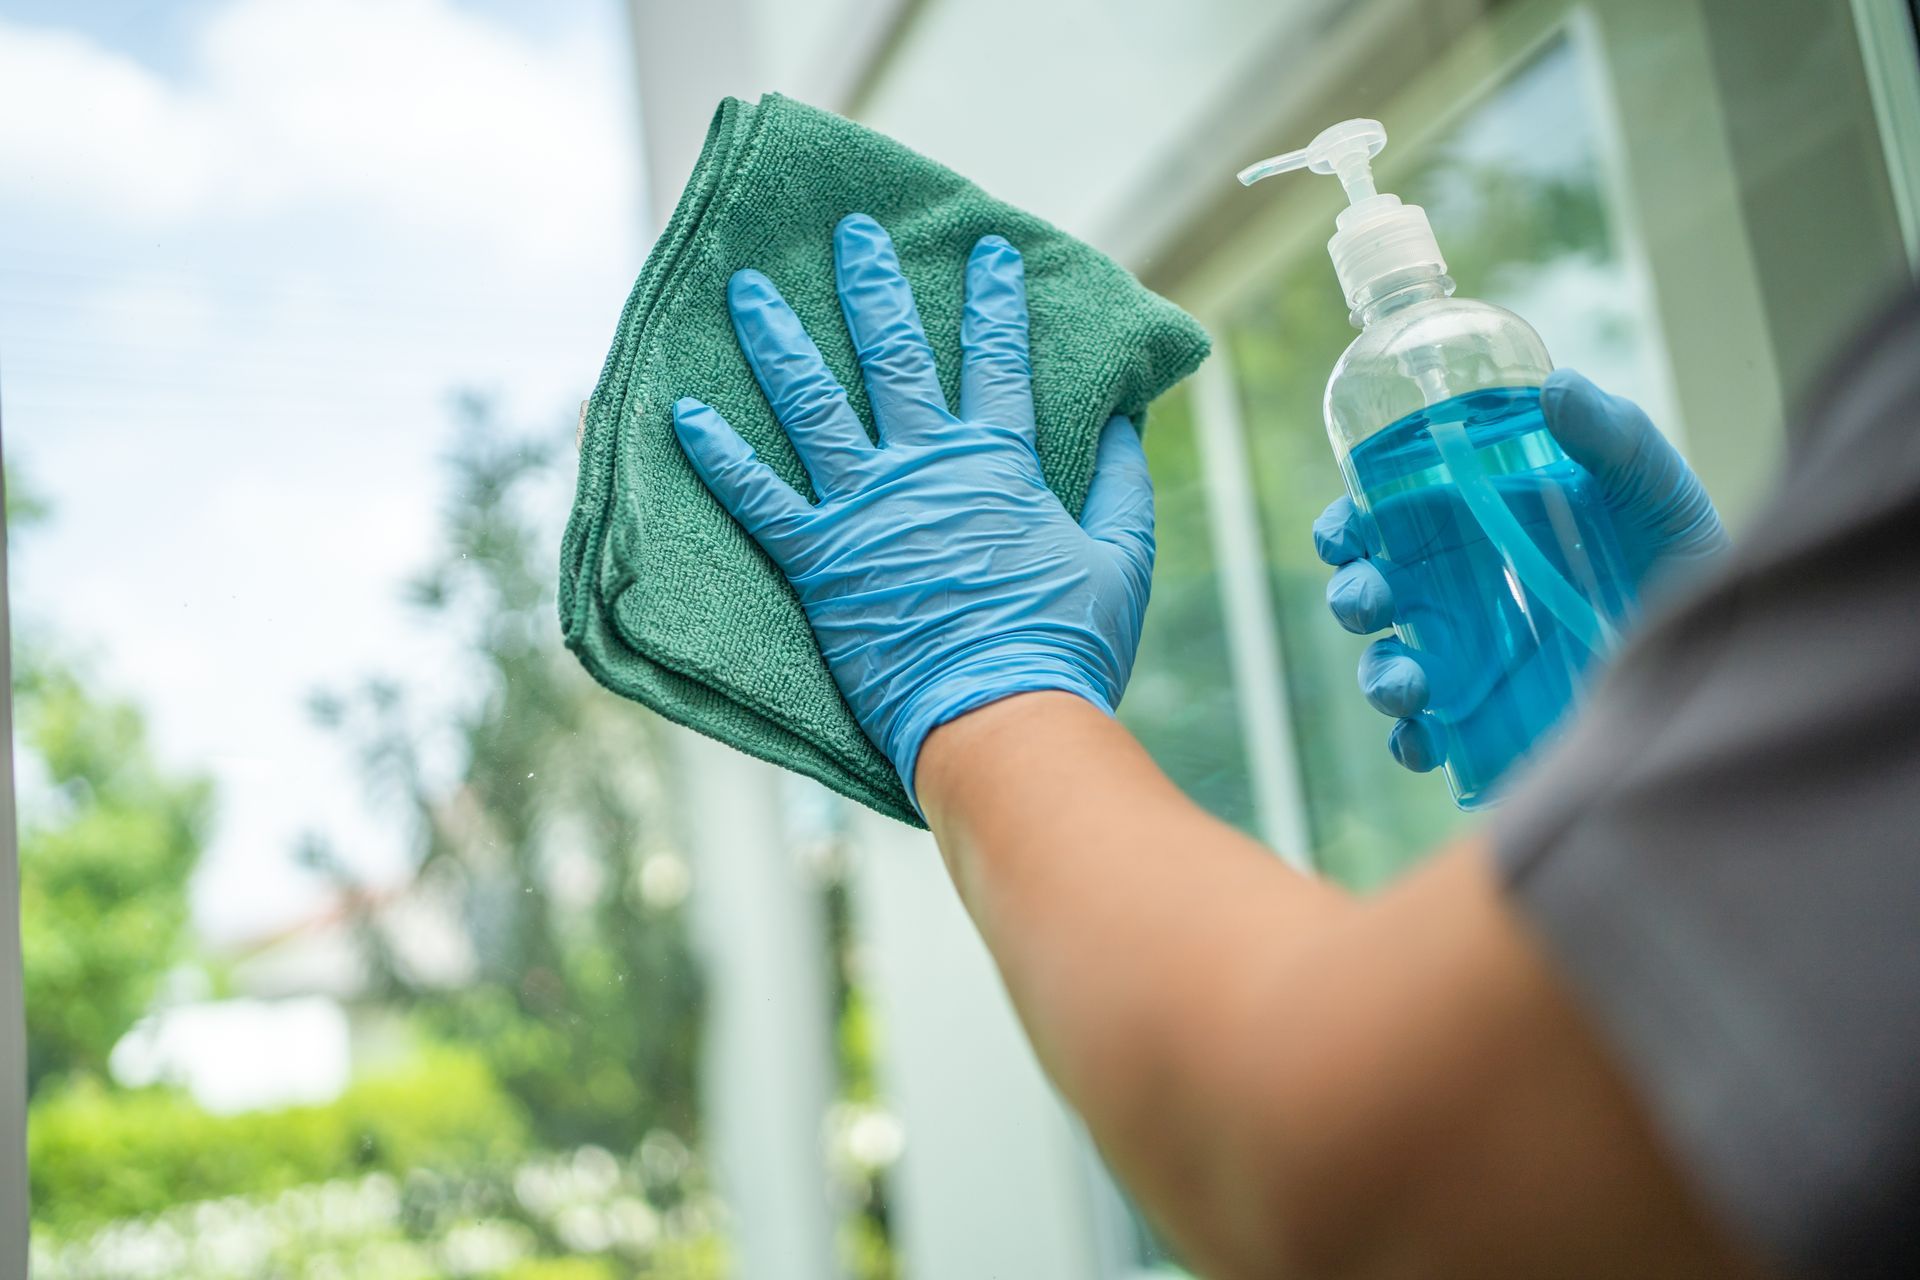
<box><xmin>914</xmin><ymin>692</ymin><xmax>1760</xmax><ymax>1280</ymax></box>
<box><xmin>916</xmin><ymin>692</ymin><xmax>1354</xmax><ymax>1271</ymax></box>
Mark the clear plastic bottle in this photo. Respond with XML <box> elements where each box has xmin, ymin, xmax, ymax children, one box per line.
<box><xmin>1240</xmin><ymin>121</ymin><xmax>1633</xmax><ymax>808</ymax></box>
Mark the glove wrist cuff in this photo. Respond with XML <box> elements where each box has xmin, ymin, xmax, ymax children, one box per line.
<box><xmin>883</xmin><ymin>658</ymin><xmax>1115</xmax><ymax>816</ymax></box>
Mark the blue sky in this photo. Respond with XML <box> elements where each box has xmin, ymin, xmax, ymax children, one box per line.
<box><xmin>0</xmin><ymin>0</ymin><xmax>647</xmax><ymax>942</ymax></box>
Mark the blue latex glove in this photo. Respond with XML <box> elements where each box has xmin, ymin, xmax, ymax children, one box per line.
<box><xmin>674</xmin><ymin>213</ymin><xmax>1154</xmax><ymax>805</ymax></box>
<box><xmin>1313</xmin><ymin>369</ymin><xmax>1729</xmax><ymax>772</ymax></box>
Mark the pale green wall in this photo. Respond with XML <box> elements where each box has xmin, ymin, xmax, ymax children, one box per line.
<box><xmin>857</xmin><ymin>0</ymin><xmax>1316</xmax><ymax>243</ymax></box>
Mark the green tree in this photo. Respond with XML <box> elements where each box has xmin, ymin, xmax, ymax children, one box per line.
<box><xmin>10</xmin><ymin>481</ymin><xmax>215</xmax><ymax>1095</ymax></box>
<box><xmin>310</xmin><ymin>396</ymin><xmax>703</xmax><ymax>1152</ymax></box>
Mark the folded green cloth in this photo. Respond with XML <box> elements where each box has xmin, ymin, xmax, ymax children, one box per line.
<box><xmin>559</xmin><ymin>93</ymin><xmax>1211</xmax><ymax>826</ymax></box>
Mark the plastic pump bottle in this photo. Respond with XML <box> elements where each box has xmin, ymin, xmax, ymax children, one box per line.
<box><xmin>1239</xmin><ymin>120</ymin><xmax>1634</xmax><ymax>808</ymax></box>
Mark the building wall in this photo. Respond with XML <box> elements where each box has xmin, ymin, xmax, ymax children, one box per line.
<box><xmin>857</xmin><ymin>0</ymin><xmax>1326</xmax><ymax>244</ymax></box>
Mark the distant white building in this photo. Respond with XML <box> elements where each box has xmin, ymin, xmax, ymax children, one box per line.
<box><xmin>109</xmin><ymin>877</ymin><xmax>474</xmax><ymax>1113</ymax></box>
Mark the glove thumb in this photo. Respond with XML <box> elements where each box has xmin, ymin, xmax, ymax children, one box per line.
<box><xmin>1541</xmin><ymin>368</ymin><xmax>1728</xmax><ymax>575</ymax></box>
<box><xmin>1539</xmin><ymin>368</ymin><xmax>1660</xmax><ymax>489</ymax></box>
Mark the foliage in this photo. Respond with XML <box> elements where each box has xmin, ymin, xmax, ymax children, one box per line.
<box><xmin>840</xmin><ymin>1214</ymin><xmax>900</xmax><ymax>1280</ymax></box>
<box><xmin>1116</xmin><ymin>383</ymin><xmax>1260</xmax><ymax>832</ymax></box>
<box><xmin>28</xmin><ymin>1047</ymin><xmax>527</xmax><ymax>1233</ymax></box>
<box><xmin>307</xmin><ymin>395</ymin><xmax>704</xmax><ymax>1154</ymax></box>
<box><xmin>10</xmin><ymin>481</ymin><xmax>215</xmax><ymax>1096</ymax></box>
<box><xmin>10</xmin><ymin>397</ymin><xmax>722</xmax><ymax>1266</ymax></box>
<box><xmin>498</xmin><ymin>1259</ymin><xmax>620</xmax><ymax>1280</ymax></box>
<box><xmin>823</xmin><ymin>868</ymin><xmax>900</xmax><ymax>1280</ymax></box>
<box><xmin>32</xmin><ymin>1135</ymin><xmax>729</xmax><ymax>1280</ymax></box>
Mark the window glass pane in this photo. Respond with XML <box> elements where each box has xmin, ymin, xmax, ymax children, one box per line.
<box><xmin>1</xmin><ymin>5</ymin><xmax>756</xmax><ymax>1275</ymax></box>
<box><xmin>1227</xmin><ymin>30</ymin><xmax>1669</xmax><ymax>887</ymax></box>
<box><xmin>1118</xmin><ymin>384</ymin><xmax>1258</xmax><ymax>834</ymax></box>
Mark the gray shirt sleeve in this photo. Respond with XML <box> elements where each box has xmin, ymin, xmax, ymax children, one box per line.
<box><xmin>1491</xmin><ymin>291</ymin><xmax>1920</xmax><ymax>1280</ymax></box>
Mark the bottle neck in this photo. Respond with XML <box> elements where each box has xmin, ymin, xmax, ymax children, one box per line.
<box><xmin>1349</xmin><ymin>267</ymin><xmax>1456</xmax><ymax>329</ymax></box>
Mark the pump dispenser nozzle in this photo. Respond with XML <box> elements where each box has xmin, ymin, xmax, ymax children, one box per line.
<box><xmin>1239</xmin><ymin>119</ymin><xmax>1449</xmax><ymax>319</ymax></box>
<box><xmin>1235</xmin><ymin>118</ymin><xmax>1386</xmax><ymax>198</ymax></box>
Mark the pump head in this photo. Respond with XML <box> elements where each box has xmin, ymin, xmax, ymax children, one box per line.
<box><xmin>1238</xmin><ymin>118</ymin><xmax>1449</xmax><ymax>318</ymax></box>
<box><xmin>1235</xmin><ymin>118</ymin><xmax>1387</xmax><ymax>201</ymax></box>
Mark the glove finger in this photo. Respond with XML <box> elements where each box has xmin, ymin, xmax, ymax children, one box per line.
<box><xmin>960</xmin><ymin>236</ymin><xmax>1036</xmax><ymax>442</ymax></box>
<box><xmin>673</xmin><ymin>397</ymin><xmax>809</xmax><ymax>554</ymax></box>
<box><xmin>1539</xmin><ymin>368</ymin><xmax>1655</xmax><ymax>475</ymax></box>
<box><xmin>1326</xmin><ymin>559</ymin><xmax>1395</xmax><ymax>634</ymax></box>
<box><xmin>834</xmin><ymin>213</ymin><xmax>951</xmax><ymax>443</ymax></box>
<box><xmin>1079</xmin><ymin>416</ymin><xmax>1155</xmax><ymax>588</ymax></box>
<box><xmin>729</xmin><ymin>269</ymin><xmax>872</xmax><ymax>497</ymax></box>
<box><xmin>1312</xmin><ymin>495</ymin><xmax>1369</xmax><ymax>566</ymax></box>
<box><xmin>1357</xmin><ymin>637</ymin><xmax>1432</xmax><ymax>718</ymax></box>
<box><xmin>1388</xmin><ymin>716</ymin><xmax>1445</xmax><ymax>773</ymax></box>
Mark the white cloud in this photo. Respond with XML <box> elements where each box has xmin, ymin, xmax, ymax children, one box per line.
<box><xmin>0</xmin><ymin>1</ymin><xmax>647</xmax><ymax>944</ymax></box>
<box><xmin>0</xmin><ymin>24</ymin><xmax>218</xmax><ymax>218</ymax></box>
<box><xmin>0</xmin><ymin>0</ymin><xmax>638</xmax><ymax>272</ymax></box>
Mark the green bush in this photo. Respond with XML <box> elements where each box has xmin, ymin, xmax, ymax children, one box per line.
<box><xmin>29</xmin><ymin>1047</ymin><xmax>527</xmax><ymax>1233</ymax></box>
<box><xmin>495</xmin><ymin>1258</ymin><xmax>620</xmax><ymax>1280</ymax></box>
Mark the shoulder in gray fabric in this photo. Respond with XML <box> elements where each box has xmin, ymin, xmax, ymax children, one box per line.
<box><xmin>559</xmin><ymin>93</ymin><xmax>1212</xmax><ymax>826</ymax></box>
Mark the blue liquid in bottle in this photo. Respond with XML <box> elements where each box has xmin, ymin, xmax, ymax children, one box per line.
<box><xmin>1344</xmin><ymin>386</ymin><xmax>1634</xmax><ymax>806</ymax></box>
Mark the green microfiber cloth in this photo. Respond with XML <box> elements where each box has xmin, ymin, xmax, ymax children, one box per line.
<box><xmin>559</xmin><ymin>93</ymin><xmax>1211</xmax><ymax>826</ymax></box>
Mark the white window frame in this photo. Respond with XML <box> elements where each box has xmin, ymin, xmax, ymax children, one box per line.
<box><xmin>1851</xmin><ymin>0</ymin><xmax>1920</xmax><ymax>268</ymax></box>
<box><xmin>1</xmin><ymin>417</ymin><xmax>31</xmax><ymax>1277</ymax></box>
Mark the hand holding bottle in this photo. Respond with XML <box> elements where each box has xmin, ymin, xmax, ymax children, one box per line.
<box><xmin>1313</xmin><ymin>369</ymin><xmax>1729</xmax><ymax>774</ymax></box>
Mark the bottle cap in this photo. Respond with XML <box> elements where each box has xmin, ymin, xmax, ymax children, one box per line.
<box><xmin>1238</xmin><ymin>119</ymin><xmax>1447</xmax><ymax>313</ymax></box>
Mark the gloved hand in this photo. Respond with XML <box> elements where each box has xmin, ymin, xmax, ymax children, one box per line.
<box><xmin>674</xmin><ymin>213</ymin><xmax>1155</xmax><ymax>805</ymax></box>
<box><xmin>1313</xmin><ymin>369</ymin><xmax>1728</xmax><ymax>772</ymax></box>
